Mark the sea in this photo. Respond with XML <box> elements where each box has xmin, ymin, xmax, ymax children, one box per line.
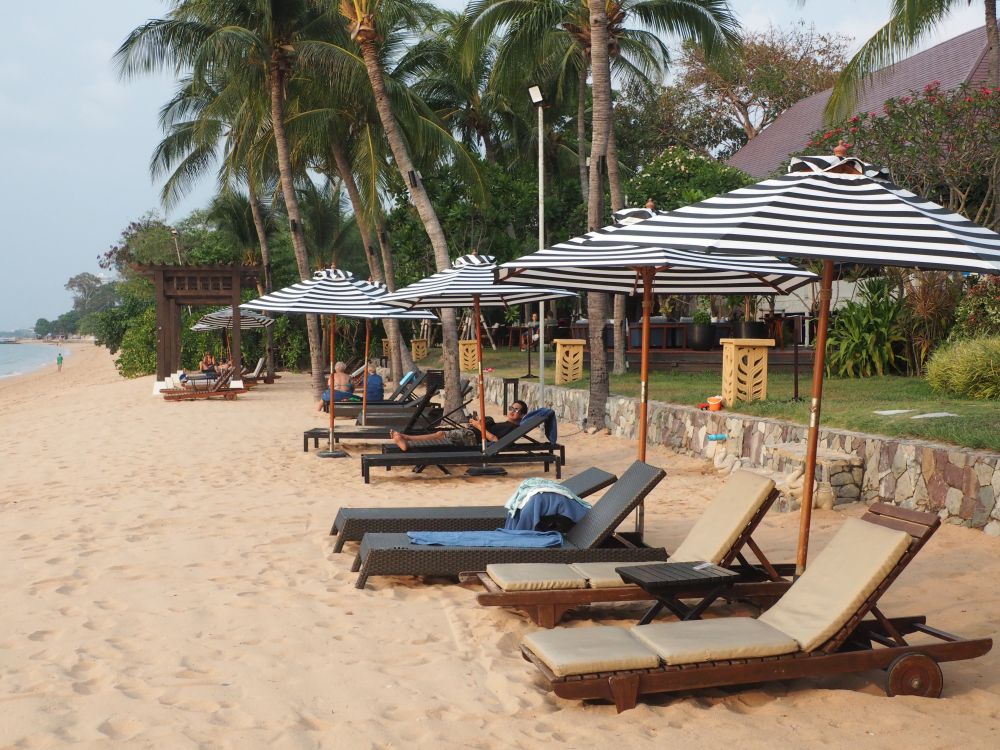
<box><xmin>0</xmin><ymin>342</ymin><xmax>66</xmax><ymax>379</ymax></box>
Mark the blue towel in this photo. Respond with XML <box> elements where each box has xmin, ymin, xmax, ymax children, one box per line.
<box><xmin>505</xmin><ymin>492</ymin><xmax>590</xmax><ymax>531</ymax></box>
<box><xmin>405</xmin><ymin>529</ymin><xmax>563</xmax><ymax>548</ymax></box>
<box><xmin>523</xmin><ymin>407</ymin><xmax>557</xmax><ymax>443</ymax></box>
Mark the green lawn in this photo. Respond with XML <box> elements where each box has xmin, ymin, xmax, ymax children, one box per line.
<box><xmin>422</xmin><ymin>348</ymin><xmax>1000</xmax><ymax>452</ymax></box>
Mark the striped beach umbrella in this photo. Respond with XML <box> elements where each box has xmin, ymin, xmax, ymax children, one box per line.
<box><xmin>243</xmin><ymin>268</ymin><xmax>435</xmax><ymax>456</ymax></box>
<box><xmin>564</xmin><ymin>147</ymin><xmax>1000</xmax><ymax>571</ymax></box>
<box><xmin>191</xmin><ymin>308</ymin><xmax>274</xmax><ymax>331</ymax></box>
<box><xmin>383</xmin><ymin>254</ymin><xmax>575</xmax><ymax>471</ymax></box>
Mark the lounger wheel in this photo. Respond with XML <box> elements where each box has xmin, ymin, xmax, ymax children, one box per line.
<box><xmin>885</xmin><ymin>653</ymin><xmax>943</xmax><ymax>698</ymax></box>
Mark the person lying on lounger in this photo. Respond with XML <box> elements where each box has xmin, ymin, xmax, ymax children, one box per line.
<box><xmin>390</xmin><ymin>400</ymin><xmax>528</xmax><ymax>451</ymax></box>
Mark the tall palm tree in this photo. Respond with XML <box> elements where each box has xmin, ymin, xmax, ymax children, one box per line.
<box><xmin>115</xmin><ymin>0</ymin><xmax>343</xmax><ymax>400</ymax></box>
<box><xmin>337</xmin><ymin>0</ymin><xmax>464</xmax><ymax>412</ymax></box>
<box><xmin>826</xmin><ymin>0</ymin><xmax>1000</xmax><ymax>121</ymax></box>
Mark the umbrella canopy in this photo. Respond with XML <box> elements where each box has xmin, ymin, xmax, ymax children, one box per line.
<box><xmin>570</xmin><ymin>150</ymin><xmax>1000</xmax><ymax>572</ymax></box>
<box><xmin>191</xmin><ymin>308</ymin><xmax>274</xmax><ymax>331</ymax></box>
<box><xmin>382</xmin><ymin>254</ymin><xmax>575</xmax><ymax>461</ymax></box>
<box><xmin>243</xmin><ymin>268</ymin><xmax>436</xmax><ymax>454</ymax></box>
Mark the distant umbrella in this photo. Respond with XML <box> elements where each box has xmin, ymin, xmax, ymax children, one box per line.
<box><xmin>191</xmin><ymin>308</ymin><xmax>274</xmax><ymax>331</ymax></box>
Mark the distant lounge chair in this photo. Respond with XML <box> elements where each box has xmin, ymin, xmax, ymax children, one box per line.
<box><xmin>351</xmin><ymin>461</ymin><xmax>668</xmax><ymax>589</ymax></box>
<box><xmin>162</xmin><ymin>370</ymin><xmax>244</xmax><ymax>401</ymax></box>
<box><xmin>359</xmin><ymin>411</ymin><xmax>564</xmax><ymax>483</ymax></box>
<box><xmin>241</xmin><ymin>357</ymin><xmax>266</xmax><ymax>386</ymax></box>
<box><xmin>520</xmin><ymin>503</ymin><xmax>993</xmax><ymax>712</ymax></box>
<box><xmin>460</xmin><ymin>470</ymin><xmax>789</xmax><ymax>627</ymax></box>
<box><xmin>330</xmin><ymin>466</ymin><xmax>619</xmax><ymax>552</ymax></box>
<box><xmin>322</xmin><ymin>371</ymin><xmax>427</xmax><ymax>417</ymax></box>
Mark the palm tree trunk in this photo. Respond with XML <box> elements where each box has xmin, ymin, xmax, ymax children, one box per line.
<box><xmin>586</xmin><ymin>3</ymin><xmax>613</xmax><ymax>429</ymax></box>
<box><xmin>577</xmin><ymin>67</ymin><xmax>589</xmax><ymax>203</ymax></box>
<box><xmin>373</xmin><ymin>216</ymin><xmax>415</xmax><ymax>377</ymax></box>
<box><xmin>986</xmin><ymin>0</ymin><xmax>999</xmax><ymax>87</ymax></box>
<box><xmin>607</xmin><ymin>121</ymin><xmax>627</xmax><ymax>375</ymax></box>
<box><xmin>358</xmin><ymin>40</ymin><xmax>460</xmax><ymax>413</ymax></box>
<box><xmin>247</xmin><ymin>181</ymin><xmax>276</xmax><ymax>382</ymax></box>
<box><xmin>270</xmin><ymin>60</ymin><xmax>324</xmax><ymax>400</ymax></box>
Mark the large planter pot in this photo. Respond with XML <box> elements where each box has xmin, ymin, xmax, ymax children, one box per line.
<box><xmin>734</xmin><ymin>321</ymin><xmax>768</xmax><ymax>339</ymax></box>
<box><xmin>688</xmin><ymin>323</ymin><xmax>716</xmax><ymax>351</ymax></box>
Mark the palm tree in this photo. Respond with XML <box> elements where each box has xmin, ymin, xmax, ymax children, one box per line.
<box><xmin>115</xmin><ymin>0</ymin><xmax>344</xmax><ymax>400</ymax></box>
<box><xmin>337</xmin><ymin>0</ymin><xmax>464</xmax><ymax>412</ymax></box>
<box><xmin>826</xmin><ymin>0</ymin><xmax>1000</xmax><ymax>121</ymax></box>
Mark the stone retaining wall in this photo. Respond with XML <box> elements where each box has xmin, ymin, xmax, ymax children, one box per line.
<box><xmin>482</xmin><ymin>377</ymin><xmax>1000</xmax><ymax>535</ymax></box>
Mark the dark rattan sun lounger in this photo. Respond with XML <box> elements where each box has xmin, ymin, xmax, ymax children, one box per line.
<box><xmin>351</xmin><ymin>460</ymin><xmax>668</xmax><ymax>588</ymax></box>
<box><xmin>330</xmin><ymin>466</ymin><xmax>618</xmax><ymax>552</ymax></box>
<box><xmin>360</xmin><ymin>412</ymin><xmax>562</xmax><ymax>483</ymax></box>
<box><xmin>520</xmin><ymin>503</ymin><xmax>993</xmax><ymax>711</ymax></box>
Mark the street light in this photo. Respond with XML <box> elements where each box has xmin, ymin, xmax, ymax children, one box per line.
<box><xmin>528</xmin><ymin>85</ymin><xmax>546</xmax><ymax>400</ymax></box>
<box><xmin>170</xmin><ymin>228</ymin><xmax>183</xmax><ymax>264</ymax></box>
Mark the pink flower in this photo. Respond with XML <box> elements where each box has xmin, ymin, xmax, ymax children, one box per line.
<box><xmin>850</xmin><ymin>127</ymin><xmax>858</xmax><ymax>134</ymax></box>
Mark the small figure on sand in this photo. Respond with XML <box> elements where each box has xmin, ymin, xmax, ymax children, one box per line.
<box><xmin>56</xmin><ymin>351</ymin><xmax>63</xmax><ymax>372</ymax></box>
<box><xmin>390</xmin><ymin>400</ymin><xmax>527</xmax><ymax>451</ymax></box>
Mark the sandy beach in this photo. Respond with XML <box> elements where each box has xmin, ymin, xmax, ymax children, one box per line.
<box><xmin>1</xmin><ymin>341</ymin><xmax>998</xmax><ymax>749</ymax></box>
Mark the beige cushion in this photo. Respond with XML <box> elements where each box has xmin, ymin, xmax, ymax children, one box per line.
<box><xmin>631</xmin><ymin>617</ymin><xmax>798</xmax><ymax>665</ymax></box>
<box><xmin>486</xmin><ymin>563</ymin><xmax>587</xmax><ymax>591</ymax></box>
<box><xmin>568</xmin><ymin>562</ymin><xmax>646</xmax><ymax>589</ymax></box>
<box><xmin>759</xmin><ymin>518</ymin><xmax>911</xmax><ymax>652</ymax></box>
<box><xmin>523</xmin><ymin>626</ymin><xmax>660</xmax><ymax>677</ymax></box>
<box><xmin>670</xmin><ymin>470</ymin><xmax>775</xmax><ymax>563</ymax></box>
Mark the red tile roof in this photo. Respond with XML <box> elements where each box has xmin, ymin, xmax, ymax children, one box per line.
<box><xmin>727</xmin><ymin>26</ymin><xmax>991</xmax><ymax>178</ymax></box>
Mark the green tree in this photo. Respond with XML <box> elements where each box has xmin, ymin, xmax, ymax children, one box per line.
<box><xmin>826</xmin><ymin>0</ymin><xmax>1000</xmax><ymax>121</ymax></box>
<box><xmin>624</xmin><ymin>146</ymin><xmax>754</xmax><ymax>210</ymax></box>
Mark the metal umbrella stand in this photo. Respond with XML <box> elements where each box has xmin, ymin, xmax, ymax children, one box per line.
<box><xmin>383</xmin><ymin>253</ymin><xmax>574</xmax><ymax>476</ymax></box>
<box><xmin>564</xmin><ymin>146</ymin><xmax>1000</xmax><ymax>572</ymax></box>
<box><xmin>243</xmin><ymin>268</ymin><xmax>435</xmax><ymax>458</ymax></box>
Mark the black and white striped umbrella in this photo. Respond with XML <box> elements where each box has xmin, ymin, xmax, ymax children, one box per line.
<box><xmin>242</xmin><ymin>268</ymin><xmax>436</xmax><ymax>455</ymax></box>
<box><xmin>383</xmin><ymin>254</ymin><xmax>575</xmax><ymax>463</ymax></box>
<box><xmin>191</xmin><ymin>308</ymin><xmax>274</xmax><ymax>331</ymax></box>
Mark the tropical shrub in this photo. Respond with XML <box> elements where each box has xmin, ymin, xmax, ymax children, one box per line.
<box><xmin>949</xmin><ymin>276</ymin><xmax>1000</xmax><ymax>340</ymax></box>
<box><xmin>826</xmin><ymin>278</ymin><xmax>905</xmax><ymax>377</ymax></box>
<box><xmin>624</xmin><ymin>147</ymin><xmax>755</xmax><ymax>211</ymax></box>
<box><xmin>114</xmin><ymin>307</ymin><xmax>158</xmax><ymax>378</ymax></box>
<box><xmin>895</xmin><ymin>270</ymin><xmax>962</xmax><ymax>374</ymax></box>
<box><xmin>926</xmin><ymin>337</ymin><xmax>1000</xmax><ymax>400</ymax></box>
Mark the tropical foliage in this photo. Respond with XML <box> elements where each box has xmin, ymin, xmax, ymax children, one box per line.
<box><xmin>624</xmin><ymin>146</ymin><xmax>754</xmax><ymax>210</ymax></box>
<box><xmin>949</xmin><ymin>275</ymin><xmax>1000</xmax><ymax>339</ymax></box>
<box><xmin>926</xmin><ymin>336</ymin><xmax>1000</xmax><ymax>400</ymax></box>
<box><xmin>826</xmin><ymin>278</ymin><xmax>907</xmax><ymax>378</ymax></box>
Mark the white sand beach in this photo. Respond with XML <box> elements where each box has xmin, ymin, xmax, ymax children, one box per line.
<box><xmin>1</xmin><ymin>342</ymin><xmax>998</xmax><ymax>749</ymax></box>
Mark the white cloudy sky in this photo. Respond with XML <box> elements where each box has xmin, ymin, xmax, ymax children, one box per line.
<box><xmin>0</xmin><ymin>0</ymin><xmax>983</xmax><ymax>329</ymax></box>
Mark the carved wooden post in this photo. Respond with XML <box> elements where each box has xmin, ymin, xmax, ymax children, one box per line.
<box><xmin>459</xmin><ymin>340</ymin><xmax>479</xmax><ymax>371</ymax></box>
<box><xmin>720</xmin><ymin>338</ymin><xmax>775</xmax><ymax>405</ymax></box>
<box><xmin>553</xmin><ymin>339</ymin><xmax>586</xmax><ymax>384</ymax></box>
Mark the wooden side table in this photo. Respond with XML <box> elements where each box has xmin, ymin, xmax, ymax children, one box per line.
<box><xmin>459</xmin><ymin>340</ymin><xmax>479</xmax><ymax>371</ymax></box>
<box><xmin>720</xmin><ymin>337</ymin><xmax>775</xmax><ymax>405</ymax></box>
<box><xmin>616</xmin><ymin>562</ymin><xmax>740</xmax><ymax>624</ymax></box>
<box><xmin>553</xmin><ymin>339</ymin><xmax>586</xmax><ymax>384</ymax></box>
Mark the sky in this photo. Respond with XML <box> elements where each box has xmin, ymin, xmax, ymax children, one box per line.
<box><xmin>0</xmin><ymin>1</ymin><xmax>984</xmax><ymax>331</ymax></box>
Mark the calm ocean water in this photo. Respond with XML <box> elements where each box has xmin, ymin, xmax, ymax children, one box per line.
<box><xmin>0</xmin><ymin>342</ymin><xmax>66</xmax><ymax>379</ymax></box>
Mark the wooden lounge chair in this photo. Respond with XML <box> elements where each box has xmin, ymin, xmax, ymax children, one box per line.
<box><xmin>359</xmin><ymin>412</ymin><xmax>564</xmax><ymax>483</ymax></box>
<box><xmin>520</xmin><ymin>503</ymin><xmax>993</xmax><ymax>712</ymax></box>
<box><xmin>330</xmin><ymin>466</ymin><xmax>619</xmax><ymax>552</ymax></box>
<box><xmin>162</xmin><ymin>370</ymin><xmax>245</xmax><ymax>401</ymax></box>
<box><xmin>240</xmin><ymin>357</ymin><xmax>266</xmax><ymax>386</ymax></box>
<box><xmin>459</xmin><ymin>470</ymin><xmax>790</xmax><ymax>627</ymax></box>
<box><xmin>351</xmin><ymin>460</ymin><xmax>669</xmax><ymax>589</ymax></box>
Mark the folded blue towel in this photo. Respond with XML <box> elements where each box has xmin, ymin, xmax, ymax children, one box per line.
<box><xmin>405</xmin><ymin>529</ymin><xmax>564</xmax><ymax>548</ymax></box>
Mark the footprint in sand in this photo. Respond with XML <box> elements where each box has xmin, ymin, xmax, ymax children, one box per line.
<box><xmin>97</xmin><ymin>716</ymin><xmax>146</xmax><ymax>741</ymax></box>
<box><xmin>27</xmin><ymin>630</ymin><xmax>58</xmax><ymax>642</ymax></box>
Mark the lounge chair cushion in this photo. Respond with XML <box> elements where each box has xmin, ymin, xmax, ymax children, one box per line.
<box><xmin>759</xmin><ymin>518</ymin><xmax>911</xmax><ymax>652</ymax></box>
<box><xmin>487</xmin><ymin>563</ymin><xmax>588</xmax><ymax>591</ymax></box>
<box><xmin>569</xmin><ymin>561</ymin><xmax>646</xmax><ymax>589</ymax></box>
<box><xmin>523</xmin><ymin>626</ymin><xmax>660</xmax><ymax>677</ymax></box>
<box><xmin>631</xmin><ymin>617</ymin><xmax>798</xmax><ymax>665</ymax></box>
<box><xmin>670</xmin><ymin>471</ymin><xmax>775</xmax><ymax>564</ymax></box>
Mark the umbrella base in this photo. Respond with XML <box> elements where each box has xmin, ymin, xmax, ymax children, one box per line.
<box><xmin>519</xmin><ymin>373</ymin><xmax>537</xmax><ymax>379</ymax></box>
<box><xmin>317</xmin><ymin>449</ymin><xmax>349</xmax><ymax>459</ymax></box>
<box><xmin>467</xmin><ymin>466</ymin><xmax>507</xmax><ymax>477</ymax></box>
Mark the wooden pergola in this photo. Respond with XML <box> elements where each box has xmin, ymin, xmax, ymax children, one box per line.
<box><xmin>135</xmin><ymin>264</ymin><xmax>260</xmax><ymax>389</ymax></box>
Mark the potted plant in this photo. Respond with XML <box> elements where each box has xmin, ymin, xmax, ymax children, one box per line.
<box><xmin>688</xmin><ymin>297</ymin><xmax>716</xmax><ymax>350</ymax></box>
<box><xmin>733</xmin><ymin>295</ymin><xmax>768</xmax><ymax>338</ymax></box>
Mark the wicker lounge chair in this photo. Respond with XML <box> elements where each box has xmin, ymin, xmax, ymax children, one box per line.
<box><xmin>303</xmin><ymin>387</ymin><xmax>442</xmax><ymax>451</ymax></box>
<box><xmin>323</xmin><ymin>372</ymin><xmax>427</xmax><ymax>418</ymax></box>
<box><xmin>460</xmin><ymin>470</ymin><xmax>790</xmax><ymax>627</ymax></box>
<box><xmin>351</xmin><ymin>460</ymin><xmax>669</xmax><ymax>589</ymax></box>
<box><xmin>330</xmin><ymin>466</ymin><xmax>619</xmax><ymax>552</ymax></box>
<box><xmin>520</xmin><ymin>503</ymin><xmax>993</xmax><ymax>712</ymax></box>
<box><xmin>359</xmin><ymin>412</ymin><xmax>564</xmax><ymax>483</ymax></box>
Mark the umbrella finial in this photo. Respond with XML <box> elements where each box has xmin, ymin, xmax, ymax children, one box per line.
<box><xmin>833</xmin><ymin>140</ymin><xmax>850</xmax><ymax>158</ymax></box>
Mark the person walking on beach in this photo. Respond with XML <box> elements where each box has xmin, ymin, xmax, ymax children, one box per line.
<box><xmin>56</xmin><ymin>351</ymin><xmax>63</xmax><ymax>372</ymax></box>
<box><xmin>390</xmin><ymin>400</ymin><xmax>527</xmax><ymax>451</ymax></box>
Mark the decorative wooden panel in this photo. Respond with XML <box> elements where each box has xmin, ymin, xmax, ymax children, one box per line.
<box><xmin>381</xmin><ymin>337</ymin><xmax>392</xmax><ymax>359</ymax></box>
<box><xmin>553</xmin><ymin>339</ymin><xmax>586</xmax><ymax>384</ymax></box>
<box><xmin>459</xmin><ymin>340</ymin><xmax>479</xmax><ymax>371</ymax></box>
<box><xmin>411</xmin><ymin>338</ymin><xmax>428</xmax><ymax>361</ymax></box>
<box><xmin>720</xmin><ymin>338</ymin><xmax>774</xmax><ymax>405</ymax></box>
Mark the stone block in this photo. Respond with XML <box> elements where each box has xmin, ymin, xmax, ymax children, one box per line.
<box><xmin>974</xmin><ymin>461</ymin><xmax>994</xmax><ymax>487</ymax></box>
<box><xmin>945</xmin><ymin>487</ymin><xmax>965</xmax><ymax>516</ymax></box>
<box><xmin>984</xmin><ymin>520</ymin><xmax>1000</xmax><ymax>537</ymax></box>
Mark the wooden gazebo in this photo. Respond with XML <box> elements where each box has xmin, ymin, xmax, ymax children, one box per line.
<box><xmin>135</xmin><ymin>264</ymin><xmax>260</xmax><ymax>391</ymax></box>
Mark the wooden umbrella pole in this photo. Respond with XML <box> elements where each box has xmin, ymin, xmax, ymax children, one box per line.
<box><xmin>635</xmin><ymin>268</ymin><xmax>654</xmax><ymax>537</ymax></box>
<box><xmin>796</xmin><ymin>260</ymin><xmax>834</xmax><ymax>575</ymax></box>
<box><xmin>329</xmin><ymin>315</ymin><xmax>337</xmax><ymax>449</ymax></box>
<box><xmin>474</xmin><ymin>296</ymin><xmax>488</xmax><ymax>453</ymax></box>
<box><xmin>361</xmin><ymin>320</ymin><xmax>371</xmax><ymax>425</ymax></box>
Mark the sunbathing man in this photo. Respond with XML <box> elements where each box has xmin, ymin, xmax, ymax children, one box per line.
<box><xmin>390</xmin><ymin>400</ymin><xmax>528</xmax><ymax>451</ymax></box>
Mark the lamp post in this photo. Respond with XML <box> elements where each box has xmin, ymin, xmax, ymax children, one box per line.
<box><xmin>529</xmin><ymin>85</ymin><xmax>546</xmax><ymax>402</ymax></box>
<box><xmin>170</xmin><ymin>228</ymin><xmax>183</xmax><ymax>264</ymax></box>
